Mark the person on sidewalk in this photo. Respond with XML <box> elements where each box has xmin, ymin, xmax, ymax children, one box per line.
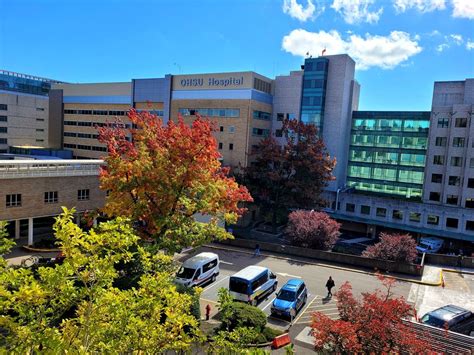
<box><xmin>254</xmin><ymin>243</ymin><xmax>261</xmax><ymax>257</ymax></box>
<box><xmin>326</xmin><ymin>276</ymin><xmax>335</xmax><ymax>298</ymax></box>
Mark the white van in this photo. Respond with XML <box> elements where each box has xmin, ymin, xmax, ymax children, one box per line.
<box><xmin>416</xmin><ymin>237</ymin><xmax>444</xmax><ymax>254</ymax></box>
<box><xmin>175</xmin><ymin>252</ymin><xmax>220</xmax><ymax>287</ymax></box>
<box><xmin>229</xmin><ymin>265</ymin><xmax>278</xmax><ymax>306</ymax></box>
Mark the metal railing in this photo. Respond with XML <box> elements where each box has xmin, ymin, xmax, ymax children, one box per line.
<box><xmin>0</xmin><ymin>69</ymin><xmax>65</xmax><ymax>84</ymax></box>
<box><xmin>0</xmin><ymin>160</ymin><xmax>104</xmax><ymax>179</ymax></box>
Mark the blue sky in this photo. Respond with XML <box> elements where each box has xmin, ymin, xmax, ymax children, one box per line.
<box><xmin>0</xmin><ymin>0</ymin><xmax>473</xmax><ymax>110</ymax></box>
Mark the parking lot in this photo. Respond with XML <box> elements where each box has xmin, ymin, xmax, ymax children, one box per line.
<box><xmin>177</xmin><ymin>245</ymin><xmax>412</xmax><ymax>331</ymax></box>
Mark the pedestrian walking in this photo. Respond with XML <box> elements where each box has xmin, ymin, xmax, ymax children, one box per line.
<box><xmin>326</xmin><ymin>276</ymin><xmax>335</xmax><ymax>298</ymax></box>
<box><xmin>254</xmin><ymin>243</ymin><xmax>261</xmax><ymax>257</ymax></box>
<box><xmin>205</xmin><ymin>304</ymin><xmax>211</xmax><ymax>321</ymax></box>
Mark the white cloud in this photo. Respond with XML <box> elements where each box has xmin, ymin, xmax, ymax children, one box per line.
<box><xmin>281</xmin><ymin>29</ymin><xmax>422</xmax><ymax>70</ymax></box>
<box><xmin>467</xmin><ymin>40</ymin><xmax>474</xmax><ymax>50</ymax></box>
<box><xmin>451</xmin><ymin>0</ymin><xmax>474</xmax><ymax>19</ymax></box>
<box><xmin>436</xmin><ymin>43</ymin><xmax>450</xmax><ymax>52</ymax></box>
<box><xmin>282</xmin><ymin>0</ymin><xmax>319</xmax><ymax>22</ymax></box>
<box><xmin>393</xmin><ymin>0</ymin><xmax>446</xmax><ymax>13</ymax></box>
<box><xmin>449</xmin><ymin>34</ymin><xmax>463</xmax><ymax>45</ymax></box>
<box><xmin>331</xmin><ymin>0</ymin><xmax>383</xmax><ymax>24</ymax></box>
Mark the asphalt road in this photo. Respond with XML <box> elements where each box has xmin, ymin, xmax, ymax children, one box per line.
<box><xmin>178</xmin><ymin>245</ymin><xmax>413</xmax><ymax>332</ymax></box>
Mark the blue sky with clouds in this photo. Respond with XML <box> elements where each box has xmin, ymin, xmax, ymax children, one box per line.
<box><xmin>0</xmin><ymin>0</ymin><xmax>473</xmax><ymax>110</ymax></box>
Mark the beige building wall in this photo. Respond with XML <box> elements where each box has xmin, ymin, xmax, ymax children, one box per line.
<box><xmin>0</xmin><ymin>92</ymin><xmax>50</xmax><ymax>151</ymax></box>
<box><xmin>0</xmin><ymin>175</ymin><xmax>105</xmax><ymax>221</ymax></box>
<box><xmin>170</xmin><ymin>99</ymin><xmax>272</xmax><ymax>167</ymax></box>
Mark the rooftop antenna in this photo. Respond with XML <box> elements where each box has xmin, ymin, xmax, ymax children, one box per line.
<box><xmin>306</xmin><ymin>51</ymin><xmax>312</xmax><ymax>58</ymax></box>
<box><xmin>173</xmin><ymin>63</ymin><xmax>182</xmax><ymax>74</ymax></box>
<box><xmin>321</xmin><ymin>48</ymin><xmax>327</xmax><ymax>56</ymax></box>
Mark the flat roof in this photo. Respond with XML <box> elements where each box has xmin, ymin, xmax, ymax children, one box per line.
<box><xmin>231</xmin><ymin>265</ymin><xmax>267</xmax><ymax>280</ymax></box>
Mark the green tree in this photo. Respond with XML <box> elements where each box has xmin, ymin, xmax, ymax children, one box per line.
<box><xmin>0</xmin><ymin>208</ymin><xmax>202</xmax><ymax>353</ymax></box>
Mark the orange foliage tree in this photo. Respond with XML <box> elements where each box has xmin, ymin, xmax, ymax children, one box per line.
<box><xmin>312</xmin><ymin>275</ymin><xmax>430</xmax><ymax>353</ymax></box>
<box><xmin>98</xmin><ymin>110</ymin><xmax>252</xmax><ymax>253</ymax></box>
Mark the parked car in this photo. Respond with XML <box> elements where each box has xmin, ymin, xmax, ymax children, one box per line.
<box><xmin>175</xmin><ymin>252</ymin><xmax>219</xmax><ymax>287</ymax></box>
<box><xmin>229</xmin><ymin>265</ymin><xmax>277</xmax><ymax>305</ymax></box>
<box><xmin>416</xmin><ymin>237</ymin><xmax>444</xmax><ymax>254</ymax></box>
<box><xmin>420</xmin><ymin>304</ymin><xmax>474</xmax><ymax>335</ymax></box>
<box><xmin>271</xmin><ymin>279</ymin><xmax>307</xmax><ymax>319</ymax></box>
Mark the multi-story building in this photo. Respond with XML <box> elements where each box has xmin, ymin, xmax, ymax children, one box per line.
<box><xmin>0</xmin><ymin>70</ymin><xmax>64</xmax><ymax>152</ymax></box>
<box><xmin>16</xmin><ymin>55</ymin><xmax>467</xmax><ymax>247</ymax></box>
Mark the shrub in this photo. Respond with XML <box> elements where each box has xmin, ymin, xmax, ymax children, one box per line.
<box><xmin>362</xmin><ymin>232</ymin><xmax>418</xmax><ymax>263</ymax></box>
<box><xmin>222</xmin><ymin>302</ymin><xmax>267</xmax><ymax>332</ymax></box>
<box><xmin>285</xmin><ymin>210</ymin><xmax>340</xmax><ymax>250</ymax></box>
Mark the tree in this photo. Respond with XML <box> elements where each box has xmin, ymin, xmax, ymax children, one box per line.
<box><xmin>241</xmin><ymin>119</ymin><xmax>335</xmax><ymax>233</ymax></box>
<box><xmin>285</xmin><ymin>210</ymin><xmax>340</xmax><ymax>250</ymax></box>
<box><xmin>0</xmin><ymin>208</ymin><xmax>202</xmax><ymax>353</ymax></box>
<box><xmin>362</xmin><ymin>232</ymin><xmax>418</xmax><ymax>263</ymax></box>
<box><xmin>98</xmin><ymin>110</ymin><xmax>252</xmax><ymax>253</ymax></box>
<box><xmin>311</xmin><ymin>275</ymin><xmax>430</xmax><ymax>353</ymax></box>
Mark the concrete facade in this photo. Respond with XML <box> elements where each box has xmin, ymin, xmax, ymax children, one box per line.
<box><xmin>0</xmin><ymin>92</ymin><xmax>50</xmax><ymax>151</ymax></box>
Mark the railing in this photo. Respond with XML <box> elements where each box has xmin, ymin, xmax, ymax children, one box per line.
<box><xmin>0</xmin><ymin>160</ymin><xmax>104</xmax><ymax>179</ymax></box>
<box><xmin>0</xmin><ymin>69</ymin><xmax>65</xmax><ymax>84</ymax></box>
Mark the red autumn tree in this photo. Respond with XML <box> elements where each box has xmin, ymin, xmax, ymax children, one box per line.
<box><xmin>98</xmin><ymin>110</ymin><xmax>252</xmax><ymax>253</ymax></box>
<box><xmin>241</xmin><ymin>119</ymin><xmax>335</xmax><ymax>233</ymax></box>
<box><xmin>285</xmin><ymin>210</ymin><xmax>340</xmax><ymax>250</ymax></box>
<box><xmin>362</xmin><ymin>232</ymin><xmax>418</xmax><ymax>263</ymax></box>
<box><xmin>312</xmin><ymin>275</ymin><xmax>430</xmax><ymax>353</ymax></box>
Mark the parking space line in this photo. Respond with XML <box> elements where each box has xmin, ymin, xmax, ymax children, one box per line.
<box><xmin>202</xmin><ymin>276</ymin><xmax>229</xmax><ymax>292</ymax></box>
<box><xmin>293</xmin><ymin>294</ymin><xmax>318</xmax><ymax>324</ymax></box>
<box><xmin>261</xmin><ymin>296</ymin><xmax>276</xmax><ymax>311</ymax></box>
<box><xmin>220</xmin><ymin>260</ymin><xmax>233</xmax><ymax>265</ymax></box>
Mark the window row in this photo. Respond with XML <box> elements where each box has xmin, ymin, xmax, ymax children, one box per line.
<box><xmin>64</xmin><ymin>109</ymin><xmax>129</xmax><ymax>116</ymax></box>
<box><xmin>0</xmin><ymin>115</ymin><xmax>6</xmax><ymax>122</ymax></box>
<box><xmin>0</xmin><ymin>138</ymin><xmax>6</xmax><ymax>144</ymax></box>
<box><xmin>219</xmin><ymin>125</ymin><xmax>235</xmax><ymax>133</ymax></box>
<box><xmin>349</xmin><ymin>150</ymin><xmax>426</xmax><ymax>166</ymax></box>
<box><xmin>435</xmin><ymin>136</ymin><xmax>471</xmax><ymax>147</ymax></box>
<box><xmin>253</xmin><ymin>110</ymin><xmax>271</xmax><ymax>120</ymax></box>
<box><xmin>276</xmin><ymin>113</ymin><xmax>297</xmax><ymax>121</ymax></box>
<box><xmin>64</xmin><ymin>132</ymin><xmax>99</xmax><ymax>139</ymax></box>
<box><xmin>302</xmin><ymin>96</ymin><xmax>322</xmax><ymax>107</ymax></box>
<box><xmin>304</xmin><ymin>61</ymin><xmax>326</xmax><ymax>72</ymax></box>
<box><xmin>252</xmin><ymin>128</ymin><xmax>270</xmax><ymax>137</ymax></box>
<box><xmin>428</xmin><ymin>192</ymin><xmax>474</xmax><ymax>207</ymax></box>
<box><xmin>352</xmin><ymin>119</ymin><xmax>429</xmax><ymax>132</ymax></box>
<box><xmin>63</xmin><ymin>143</ymin><xmax>107</xmax><ymax>152</ymax></box>
<box><xmin>0</xmin><ymin>127</ymin><xmax>7</xmax><ymax>133</ymax></box>
<box><xmin>253</xmin><ymin>78</ymin><xmax>272</xmax><ymax>94</ymax></box>
<box><xmin>303</xmin><ymin>79</ymin><xmax>325</xmax><ymax>89</ymax></box>
<box><xmin>432</xmin><ymin>155</ymin><xmax>471</xmax><ymax>167</ymax></box>
<box><xmin>345</xmin><ymin>202</ymin><xmax>474</xmax><ymax>230</ymax></box>
<box><xmin>178</xmin><ymin>108</ymin><xmax>240</xmax><ymax>118</ymax></box>
<box><xmin>348</xmin><ymin>165</ymin><xmax>424</xmax><ymax>184</ymax></box>
<box><xmin>351</xmin><ymin>134</ymin><xmax>427</xmax><ymax>149</ymax></box>
<box><xmin>437</xmin><ymin>117</ymin><xmax>468</xmax><ymax>128</ymax></box>
<box><xmin>431</xmin><ymin>173</ymin><xmax>474</xmax><ymax>188</ymax></box>
<box><xmin>64</xmin><ymin>121</ymin><xmax>133</xmax><ymax>128</ymax></box>
<box><xmin>218</xmin><ymin>142</ymin><xmax>234</xmax><ymax>150</ymax></box>
<box><xmin>6</xmin><ymin>190</ymin><xmax>91</xmax><ymax>207</ymax></box>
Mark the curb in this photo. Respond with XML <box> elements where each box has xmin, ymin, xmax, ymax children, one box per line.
<box><xmin>22</xmin><ymin>245</ymin><xmax>61</xmax><ymax>253</ymax></box>
<box><xmin>441</xmin><ymin>268</ymin><xmax>474</xmax><ymax>275</ymax></box>
<box><xmin>205</xmin><ymin>243</ymin><xmax>443</xmax><ymax>287</ymax></box>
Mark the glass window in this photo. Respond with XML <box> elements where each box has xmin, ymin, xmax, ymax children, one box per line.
<box><xmin>450</xmin><ymin>156</ymin><xmax>463</xmax><ymax>167</ymax></box>
<box><xmin>0</xmin><ymin>104</ymin><xmax>7</xmax><ymax>111</ymax></box>
<box><xmin>466</xmin><ymin>221</ymin><xmax>474</xmax><ymax>231</ymax></box>
<box><xmin>446</xmin><ymin>218</ymin><xmax>458</xmax><ymax>229</ymax></box>
<box><xmin>0</xmin><ymin>127</ymin><xmax>7</xmax><ymax>133</ymax></box>
<box><xmin>468</xmin><ymin>178</ymin><xmax>474</xmax><ymax>188</ymax></box>
<box><xmin>0</xmin><ymin>115</ymin><xmax>6</xmax><ymax>122</ymax></box>
<box><xmin>219</xmin><ymin>126</ymin><xmax>224</xmax><ymax>132</ymax></box>
<box><xmin>277</xmin><ymin>113</ymin><xmax>284</xmax><ymax>121</ymax></box>
<box><xmin>427</xmin><ymin>215</ymin><xmax>439</xmax><ymax>225</ymax></box>
<box><xmin>44</xmin><ymin>191</ymin><xmax>58</xmax><ymax>204</ymax></box>
<box><xmin>253</xmin><ymin>110</ymin><xmax>271</xmax><ymax>120</ymax></box>
<box><xmin>455</xmin><ymin>117</ymin><xmax>467</xmax><ymax>127</ymax></box>
<box><xmin>429</xmin><ymin>192</ymin><xmax>440</xmax><ymax>201</ymax></box>
<box><xmin>78</xmin><ymin>189</ymin><xmax>90</xmax><ymax>201</ymax></box>
<box><xmin>229</xmin><ymin>143</ymin><xmax>234</xmax><ymax>150</ymax></box>
<box><xmin>346</xmin><ymin>203</ymin><xmax>355</xmax><ymax>212</ymax></box>
<box><xmin>409</xmin><ymin>212</ymin><xmax>421</xmax><ymax>222</ymax></box>
<box><xmin>470</xmin><ymin>158</ymin><xmax>474</xmax><ymax>168</ymax></box>
<box><xmin>275</xmin><ymin>129</ymin><xmax>283</xmax><ymax>137</ymax></box>
<box><xmin>6</xmin><ymin>194</ymin><xmax>21</xmax><ymax>207</ymax></box>
<box><xmin>453</xmin><ymin>137</ymin><xmax>465</xmax><ymax>147</ymax></box>
<box><xmin>448</xmin><ymin>176</ymin><xmax>461</xmax><ymax>186</ymax></box>
<box><xmin>433</xmin><ymin>155</ymin><xmax>445</xmax><ymax>165</ymax></box>
<box><xmin>376</xmin><ymin>208</ymin><xmax>386</xmax><ymax>217</ymax></box>
<box><xmin>400</xmin><ymin>153</ymin><xmax>425</xmax><ymax>166</ymax></box>
<box><xmin>466</xmin><ymin>198</ymin><xmax>474</xmax><ymax>208</ymax></box>
<box><xmin>431</xmin><ymin>174</ymin><xmax>443</xmax><ymax>183</ymax></box>
<box><xmin>437</xmin><ymin>118</ymin><xmax>449</xmax><ymax>128</ymax></box>
<box><xmin>392</xmin><ymin>210</ymin><xmax>403</xmax><ymax>220</ymax></box>
<box><xmin>435</xmin><ymin>137</ymin><xmax>447</xmax><ymax>146</ymax></box>
<box><xmin>252</xmin><ymin>128</ymin><xmax>270</xmax><ymax>137</ymax></box>
<box><xmin>446</xmin><ymin>195</ymin><xmax>458</xmax><ymax>205</ymax></box>
<box><xmin>360</xmin><ymin>205</ymin><xmax>370</xmax><ymax>215</ymax></box>
<box><xmin>218</xmin><ymin>142</ymin><xmax>223</xmax><ymax>150</ymax></box>
<box><xmin>229</xmin><ymin>126</ymin><xmax>235</xmax><ymax>133</ymax></box>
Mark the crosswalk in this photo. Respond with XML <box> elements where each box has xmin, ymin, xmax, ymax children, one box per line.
<box><xmin>293</xmin><ymin>295</ymin><xmax>339</xmax><ymax>325</ymax></box>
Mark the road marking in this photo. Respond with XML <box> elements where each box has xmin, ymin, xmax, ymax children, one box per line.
<box><xmin>276</xmin><ymin>272</ymin><xmax>301</xmax><ymax>278</ymax></box>
<box><xmin>293</xmin><ymin>294</ymin><xmax>318</xmax><ymax>325</ymax></box>
<box><xmin>310</xmin><ymin>306</ymin><xmax>338</xmax><ymax>311</ymax></box>
<box><xmin>261</xmin><ymin>296</ymin><xmax>276</xmax><ymax>311</ymax></box>
<box><xmin>220</xmin><ymin>260</ymin><xmax>233</xmax><ymax>265</ymax></box>
<box><xmin>203</xmin><ymin>276</ymin><xmax>229</xmax><ymax>292</ymax></box>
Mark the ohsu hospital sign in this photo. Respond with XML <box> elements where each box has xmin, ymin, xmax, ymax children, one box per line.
<box><xmin>180</xmin><ymin>76</ymin><xmax>244</xmax><ymax>87</ymax></box>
